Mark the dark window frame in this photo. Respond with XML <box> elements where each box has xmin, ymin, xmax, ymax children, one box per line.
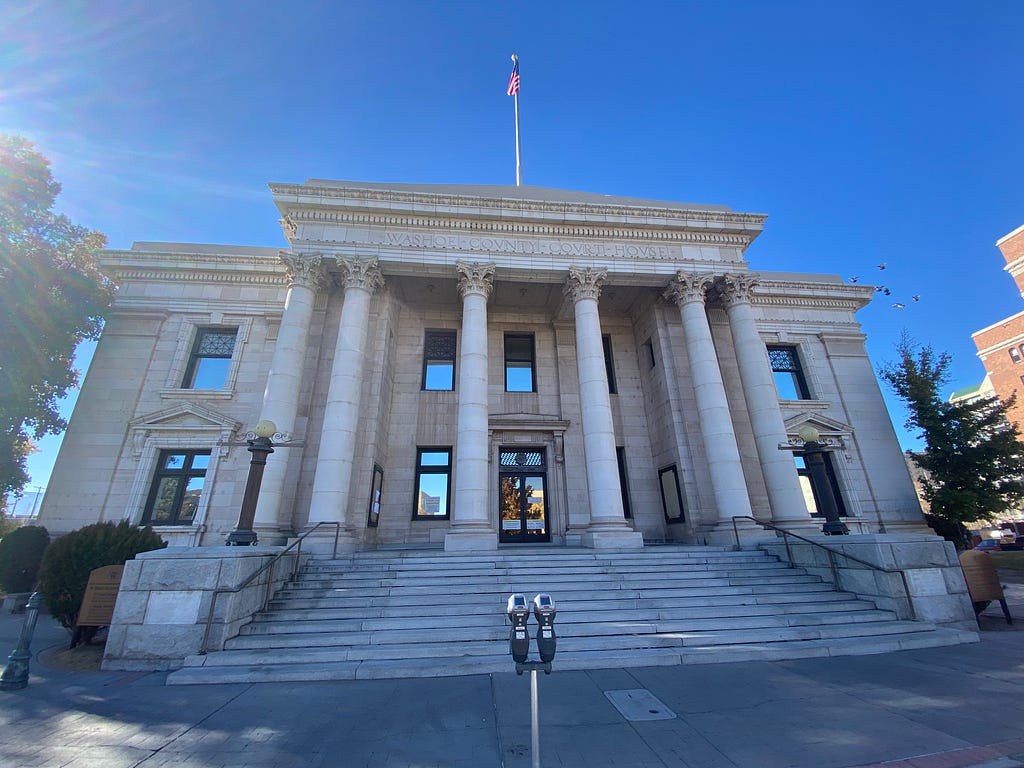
<box><xmin>658</xmin><ymin>465</ymin><xmax>685</xmax><ymax>523</ymax></box>
<box><xmin>367</xmin><ymin>463</ymin><xmax>384</xmax><ymax>527</ymax></box>
<box><xmin>182</xmin><ymin>327</ymin><xmax>237</xmax><ymax>389</ymax></box>
<box><xmin>142</xmin><ymin>450</ymin><xmax>211</xmax><ymax>526</ymax></box>
<box><xmin>504</xmin><ymin>333</ymin><xmax>537</xmax><ymax>392</ymax></box>
<box><xmin>795</xmin><ymin>452</ymin><xmax>848</xmax><ymax>517</ymax></box>
<box><xmin>768</xmin><ymin>345</ymin><xmax>811</xmax><ymax>400</ymax></box>
<box><xmin>616</xmin><ymin>447</ymin><xmax>631</xmax><ymax>518</ymax></box>
<box><xmin>412</xmin><ymin>446</ymin><xmax>452</xmax><ymax>520</ymax></box>
<box><xmin>421</xmin><ymin>329</ymin><xmax>457</xmax><ymax>391</ymax></box>
<box><xmin>603</xmin><ymin>334</ymin><xmax>617</xmax><ymax>394</ymax></box>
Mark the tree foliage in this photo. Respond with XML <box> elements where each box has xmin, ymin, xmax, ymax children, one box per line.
<box><xmin>0</xmin><ymin>525</ymin><xmax>49</xmax><ymax>594</ymax></box>
<box><xmin>879</xmin><ymin>335</ymin><xmax>1024</xmax><ymax>526</ymax></box>
<box><xmin>37</xmin><ymin>521</ymin><xmax>166</xmax><ymax>629</ymax></box>
<box><xmin>0</xmin><ymin>135</ymin><xmax>113</xmax><ymax>498</ymax></box>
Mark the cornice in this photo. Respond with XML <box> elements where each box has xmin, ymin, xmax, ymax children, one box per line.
<box><xmin>104</xmin><ymin>268</ymin><xmax>287</xmax><ymax>286</ymax></box>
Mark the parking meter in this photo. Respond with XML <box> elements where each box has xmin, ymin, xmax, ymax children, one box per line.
<box><xmin>507</xmin><ymin>593</ymin><xmax>530</xmax><ymax>664</ymax></box>
<box><xmin>533</xmin><ymin>594</ymin><xmax>556</xmax><ymax>663</ymax></box>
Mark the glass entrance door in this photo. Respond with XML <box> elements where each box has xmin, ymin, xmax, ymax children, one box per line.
<box><xmin>498</xmin><ymin>449</ymin><xmax>550</xmax><ymax>543</ymax></box>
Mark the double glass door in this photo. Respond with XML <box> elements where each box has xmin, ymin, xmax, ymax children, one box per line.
<box><xmin>499</xmin><ymin>448</ymin><xmax>549</xmax><ymax>543</ymax></box>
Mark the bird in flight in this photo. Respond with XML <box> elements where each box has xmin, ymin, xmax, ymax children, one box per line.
<box><xmin>892</xmin><ymin>302</ymin><xmax>906</xmax><ymax>309</ymax></box>
<box><xmin>849</xmin><ymin>276</ymin><xmax>859</xmax><ymax>283</ymax></box>
<box><xmin>877</xmin><ymin>263</ymin><xmax>887</xmax><ymax>270</ymax></box>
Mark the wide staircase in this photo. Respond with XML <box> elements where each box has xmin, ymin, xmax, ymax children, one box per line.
<box><xmin>166</xmin><ymin>545</ymin><xmax>975</xmax><ymax>685</ymax></box>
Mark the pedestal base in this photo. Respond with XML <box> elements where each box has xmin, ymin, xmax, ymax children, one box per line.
<box><xmin>581</xmin><ymin>529</ymin><xmax>644</xmax><ymax>550</ymax></box>
<box><xmin>444</xmin><ymin>530</ymin><xmax>498</xmax><ymax>552</ymax></box>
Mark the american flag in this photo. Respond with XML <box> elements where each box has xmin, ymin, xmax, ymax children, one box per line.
<box><xmin>507</xmin><ymin>58</ymin><xmax>520</xmax><ymax>96</ymax></box>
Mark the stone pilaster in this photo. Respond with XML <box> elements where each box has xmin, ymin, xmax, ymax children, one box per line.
<box><xmin>719</xmin><ymin>272</ymin><xmax>811</xmax><ymax>525</ymax></box>
<box><xmin>446</xmin><ymin>262</ymin><xmax>498</xmax><ymax>551</ymax></box>
<box><xmin>664</xmin><ymin>272</ymin><xmax>753</xmax><ymax>533</ymax></box>
<box><xmin>253</xmin><ymin>253</ymin><xmax>328</xmax><ymax>542</ymax></box>
<box><xmin>307</xmin><ymin>257</ymin><xmax>384</xmax><ymax>549</ymax></box>
<box><xmin>565</xmin><ymin>267</ymin><xmax>643</xmax><ymax>549</ymax></box>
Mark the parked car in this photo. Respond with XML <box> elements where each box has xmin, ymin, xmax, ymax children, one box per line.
<box><xmin>975</xmin><ymin>539</ymin><xmax>1002</xmax><ymax>552</ymax></box>
<box><xmin>999</xmin><ymin>536</ymin><xmax>1024</xmax><ymax>551</ymax></box>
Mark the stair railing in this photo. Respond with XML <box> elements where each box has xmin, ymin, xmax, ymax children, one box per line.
<box><xmin>731</xmin><ymin>516</ymin><xmax>916</xmax><ymax>621</ymax></box>
<box><xmin>199</xmin><ymin>522</ymin><xmax>342</xmax><ymax>654</ymax></box>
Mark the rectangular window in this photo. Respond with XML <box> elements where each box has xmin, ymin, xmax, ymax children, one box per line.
<box><xmin>794</xmin><ymin>453</ymin><xmax>847</xmax><ymax>517</ymax></box>
<box><xmin>413</xmin><ymin>447</ymin><xmax>451</xmax><ymax>519</ymax></box>
<box><xmin>603</xmin><ymin>334</ymin><xmax>617</xmax><ymax>394</ymax></box>
<box><xmin>367</xmin><ymin>464</ymin><xmax>384</xmax><ymax>527</ymax></box>
<box><xmin>1011</xmin><ymin>348</ymin><xmax>1022</xmax><ymax>364</ymax></box>
<box><xmin>422</xmin><ymin>330</ymin><xmax>456</xmax><ymax>390</ymax></box>
<box><xmin>616</xmin><ymin>447</ymin><xmax>631</xmax><ymax>518</ymax></box>
<box><xmin>658</xmin><ymin>465</ymin><xmax>685</xmax><ymax>522</ymax></box>
<box><xmin>183</xmin><ymin>328</ymin><xmax>237</xmax><ymax>389</ymax></box>
<box><xmin>505</xmin><ymin>333</ymin><xmax>536</xmax><ymax>392</ymax></box>
<box><xmin>142</xmin><ymin>450</ymin><xmax>210</xmax><ymax>525</ymax></box>
<box><xmin>768</xmin><ymin>346</ymin><xmax>810</xmax><ymax>400</ymax></box>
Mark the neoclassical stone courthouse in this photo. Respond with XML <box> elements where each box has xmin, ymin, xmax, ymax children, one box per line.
<box><xmin>37</xmin><ymin>181</ymin><xmax>928</xmax><ymax>550</ymax></box>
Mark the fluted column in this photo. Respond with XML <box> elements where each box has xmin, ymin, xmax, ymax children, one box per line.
<box><xmin>445</xmin><ymin>262</ymin><xmax>498</xmax><ymax>552</ymax></box>
<box><xmin>254</xmin><ymin>253</ymin><xmax>327</xmax><ymax>539</ymax></box>
<box><xmin>307</xmin><ymin>257</ymin><xmax>384</xmax><ymax>543</ymax></box>
<box><xmin>664</xmin><ymin>273</ymin><xmax>753</xmax><ymax>525</ymax></box>
<box><xmin>566</xmin><ymin>267</ymin><xmax>643</xmax><ymax>549</ymax></box>
<box><xmin>720</xmin><ymin>273</ymin><xmax>811</xmax><ymax>523</ymax></box>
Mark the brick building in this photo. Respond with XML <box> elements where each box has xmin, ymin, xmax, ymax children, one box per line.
<box><xmin>972</xmin><ymin>225</ymin><xmax>1024</xmax><ymax>430</ymax></box>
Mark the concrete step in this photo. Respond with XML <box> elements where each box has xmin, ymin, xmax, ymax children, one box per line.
<box><xmin>167</xmin><ymin>628</ymin><xmax>976</xmax><ymax>685</ymax></box>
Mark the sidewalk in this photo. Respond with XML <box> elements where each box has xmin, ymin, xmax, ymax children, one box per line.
<box><xmin>1</xmin><ymin>589</ymin><xmax>1023</xmax><ymax>768</ymax></box>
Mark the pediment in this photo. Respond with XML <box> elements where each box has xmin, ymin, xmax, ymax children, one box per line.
<box><xmin>129</xmin><ymin>401</ymin><xmax>242</xmax><ymax>433</ymax></box>
<box><xmin>783</xmin><ymin>412</ymin><xmax>853</xmax><ymax>437</ymax></box>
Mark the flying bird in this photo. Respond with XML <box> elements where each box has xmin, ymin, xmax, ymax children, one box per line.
<box><xmin>877</xmin><ymin>263</ymin><xmax>887</xmax><ymax>270</ymax></box>
<box><xmin>912</xmin><ymin>295</ymin><xmax>920</xmax><ymax>302</ymax></box>
<box><xmin>848</xmin><ymin>276</ymin><xmax>859</xmax><ymax>283</ymax></box>
<box><xmin>892</xmin><ymin>303</ymin><xmax>906</xmax><ymax>309</ymax></box>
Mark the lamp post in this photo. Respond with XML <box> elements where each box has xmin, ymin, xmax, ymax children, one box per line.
<box><xmin>226</xmin><ymin>419</ymin><xmax>277</xmax><ymax>546</ymax></box>
<box><xmin>798</xmin><ymin>425</ymin><xmax>849</xmax><ymax>536</ymax></box>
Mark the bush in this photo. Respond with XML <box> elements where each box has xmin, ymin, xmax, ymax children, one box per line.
<box><xmin>37</xmin><ymin>521</ymin><xmax>166</xmax><ymax>629</ymax></box>
<box><xmin>0</xmin><ymin>525</ymin><xmax>49</xmax><ymax>593</ymax></box>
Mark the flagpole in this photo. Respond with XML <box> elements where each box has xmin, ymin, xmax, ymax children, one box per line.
<box><xmin>511</xmin><ymin>54</ymin><xmax>522</xmax><ymax>186</ymax></box>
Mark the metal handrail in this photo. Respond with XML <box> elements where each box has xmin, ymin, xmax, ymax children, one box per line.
<box><xmin>731</xmin><ymin>516</ymin><xmax>916</xmax><ymax>621</ymax></box>
<box><xmin>199</xmin><ymin>522</ymin><xmax>342</xmax><ymax>654</ymax></box>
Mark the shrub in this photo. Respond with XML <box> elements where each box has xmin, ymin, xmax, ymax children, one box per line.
<box><xmin>37</xmin><ymin>521</ymin><xmax>166</xmax><ymax>629</ymax></box>
<box><xmin>0</xmin><ymin>525</ymin><xmax>49</xmax><ymax>593</ymax></box>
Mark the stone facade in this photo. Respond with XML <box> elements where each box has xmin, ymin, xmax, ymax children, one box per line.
<box><xmin>38</xmin><ymin>182</ymin><xmax>930</xmax><ymax>549</ymax></box>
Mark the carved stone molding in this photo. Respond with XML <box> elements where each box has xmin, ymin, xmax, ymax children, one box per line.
<box><xmin>455</xmin><ymin>261</ymin><xmax>496</xmax><ymax>299</ymax></box>
<box><xmin>336</xmin><ymin>256</ymin><xmax>385</xmax><ymax>293</ymax></box>
<box><xmin>564</xmin><ymin>266</ymin><xmax>608</xmax><ymax>303</ymax></box>
<box><xmin>718</xmin><ymin>272</ymin><xmax>759</xmax><ymax>306</ymax></box>
<box><xmin>279</xmin><ymin>215</ymin><xmax>297</xmax><ymax>239</ymax></box>
<box><xmin>280</xmin><ymin>252</ymin><xmax>328</xmax><ymax>291</ymax></box>
<box><xmin>663</xmin><ymin>272</ymin><xmax>715</xmax><ymax>306</ymax></box>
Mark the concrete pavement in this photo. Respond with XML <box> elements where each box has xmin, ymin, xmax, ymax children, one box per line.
<box><xmin>1</xmin><ymin>588</ymin><xmax>1023</xmax><ymax>768</ymax></box>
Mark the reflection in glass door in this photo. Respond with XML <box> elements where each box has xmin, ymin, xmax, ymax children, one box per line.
<box><xmin>499</xmin><ymin>449</ymin><xmax>549</xmax><ymax>543</ymax></box>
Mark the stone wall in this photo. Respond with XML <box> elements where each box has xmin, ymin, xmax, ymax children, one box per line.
<box><xmin>103</xmin><ymin>546</ymin><xmax>296</xmax><ymax>671</ymax></box>
<box><xmin>758</xmin><ymin>533</ymin><xmax>977</xmax><ymax>631</ymax></box>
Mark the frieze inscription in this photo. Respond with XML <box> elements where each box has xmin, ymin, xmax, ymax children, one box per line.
<box><xmin>366</xmin><ymin>231</ymin><xmax>681</xmax><ymax>260</ymax></box>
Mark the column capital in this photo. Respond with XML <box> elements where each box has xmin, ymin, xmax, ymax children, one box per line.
<box><xmin>564</xmin><ymin>266</ymin><xmax>608</xmax><ymax>302</ymax></box>
<box><xmin>719</xmin><ymin>272</ymin><xmax>760</xmax><ymax>307</ymax></box>
<box><xmin>279</xmin><ymin>252</ymin><xmax>328</xmax><ymax>291</ymax></box>
<box><xmin>336</xmin><ymin>256</ymin><xmax>384</xmax><ymax>293</ymax></box>
<box><xmin>663</xmin><ymin>272</ymin><xmax>714</xmax><ymax>306</ymax></box>
<box><xmin>456</xmin><ymin>261</ymin><xmax>496</xmax><ymax>299</ymax></box>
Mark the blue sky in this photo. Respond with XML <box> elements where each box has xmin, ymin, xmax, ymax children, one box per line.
<box><xmin>2</xmin><ymin>1</ymin><xmax>1023</xmax><ymax>491</ymax></box>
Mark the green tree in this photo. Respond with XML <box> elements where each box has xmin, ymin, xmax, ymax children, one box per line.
<box><xmin>879</xmin><ymin>335</ymin><xmax>1024</xmax><ymax>529</ymax></box>
<box><xmin>0</xmin><ymin>135</ymin><xmax>113</xmax><ymax>499</ymax></box>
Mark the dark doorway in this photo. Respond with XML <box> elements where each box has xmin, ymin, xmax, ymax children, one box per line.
<box><xmin>498</xmin><ymin>448</ymin><xmax>550</xmax><ymax>543</ymax></box>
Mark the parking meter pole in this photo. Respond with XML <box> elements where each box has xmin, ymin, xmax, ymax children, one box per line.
<box><xmin>1</xmin><ymin>592</ymin><xmax>42</xmax><ymax>692</ymax></box>
<box><xmin>531</xmin><ymin>669</ymin><xmax>541</xmax><ymax>768</ymax></box>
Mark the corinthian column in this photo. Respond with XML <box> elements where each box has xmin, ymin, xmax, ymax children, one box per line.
<box><xmin>566</xmin><ymin>267</ymin><xmax>643</xmax><ymax>549</ymax></box>
<box><xmin>307</xmin><ymin>257</ymin><xmax>384</xmax><ymax>547</ymax></box>
<box><xmin>663</xmin><ymin>273</ymin><xmax>753</xmax><ymax>528</ymax></box>
<box><xmin>719</xmin><ymin>273</ymin><xmax>810</xmax><ymax>524</ymax></box>
<box><xmin>253</xmin><ymin>253</ymin><xmax>327</xmax><ymax>542</ymax></box>
<box><xmin>445</xmin><ymin>262</ymin><xmax>498</xmax><ymax>552</ymax></box>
